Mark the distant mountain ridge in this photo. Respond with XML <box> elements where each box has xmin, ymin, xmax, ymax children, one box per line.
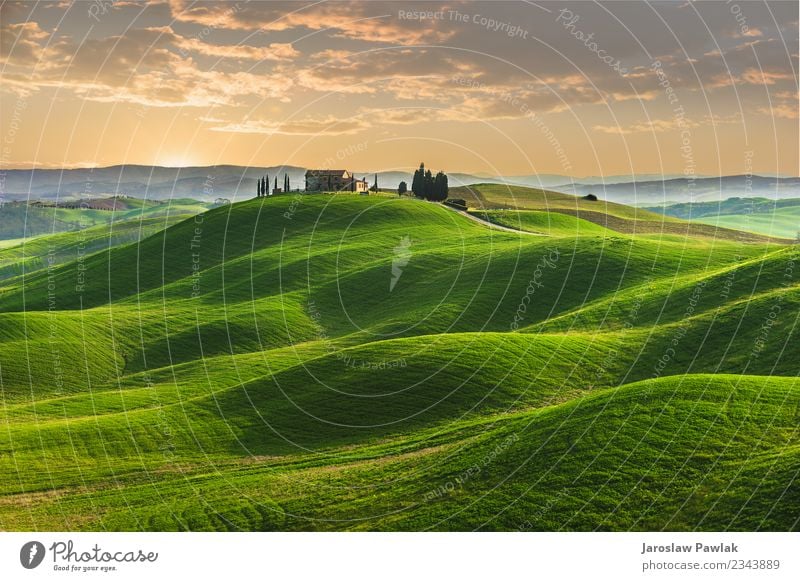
<box><xmin>646</xmin><ymin>196</ymin><xmax>800</xmax><ymax>220</ymax></box>
<box><xmin>0</xmin><ymin>165</ymin><xmax>306</xmax><ymax>202</ymax></box>
<box><xmin>550</xmin><ymin>175</ymin><xmax>800</xmax><ymax>204</ymax></box>
<box><xmin>1</xmin><ymin>165</ymin><xmax>797</xmax><ymax>203</ymax></box>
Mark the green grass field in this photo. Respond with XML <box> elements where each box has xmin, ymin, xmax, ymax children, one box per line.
<box><xmin>692</xmin><ymin>206</ymin><xmax>800</xmax><ymax>240</ymax></box>
<box><xmin>0</xmin><ymin>187</ymin><xmax>797</xmax><ymax>531</ymax></box>
<box><xmin>0</xmin><ymin>215</ymin><xmax>197</xmax><ymax>281</ymax></box>
<box><xmin>470</xmin><ymin>209</ymin><xmax>615</xmax><ymax>237</ymax></box>
<box><xmin>0</xmin><ymin>198</ymin><xmax>211</xmax><ymax>240</ymax></box>
<box><xmin>647</xmin><ymin>197</ymin><xmax>800</xmax><ymax>240</ymax></box>
<box><xmin>457</xmin><ymin>184</ymin><xmax>790</xmax><ymax>243</ymax></box>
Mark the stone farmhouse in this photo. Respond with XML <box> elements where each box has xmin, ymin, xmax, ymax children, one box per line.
<box><xmin>305</xmin><ymin>169</ymin><xmax>369</xmax><ymax>193</ymax></box>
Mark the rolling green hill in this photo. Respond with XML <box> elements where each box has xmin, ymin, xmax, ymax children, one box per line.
<box><xmin>647</xmin><ymin>196</ymin><xmax>800</xmax><ymax>219</ymax></box>
<box><xmin>647</xmin><ymin>197</ymin><xmax>800</xmax><ymax>240</ymax></box>
<box><xmin>0</xmin><ymin>189</ymin><xmax>796</xmax><ymax>531</ymax></box>
<box><xmin>455</xmin><ymin>184</ymin><xmax>790</xmax><ymax>243</ymax></box>
<box><xmin>451</xmin><ymin>183</ymin><xmax>668</xmax><ymax>220</ymax></box>
<box><xmin>470</xmin><ymin>209</ymin><xmax>615</xmax><ymax>236</ymax></box>
<box><xmin>692</xmin><ymin>207</ymin><xmax>800</xmax><ymax>240</ymax></box>
<box><xmin>0</xmin><ymin>197</ymin><xmax>210</xmax><ymax>240</ymax></box>
<box><xmin>0</xmin><ymin>215</ymin><xmax>196</xmax><ymax>281</ymax></box>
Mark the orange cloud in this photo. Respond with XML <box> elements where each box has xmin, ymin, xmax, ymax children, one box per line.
<box><xmin>0</xmin><ymin>21</ymin><xmax>49</xmax><ymax>65</ymax></box>
<box><xmin>167</xmin><ymin>0</ymin><xmax>454</xmax><ymax>45</ymax></box>
<box><xmin>742</xmin><ymin>27</ymin><xmax>764</xmax><ymax>37</ymax></box>
<box><xmin>209</xmin><ymin>116</ymin><xmax>370</xmax><ymax>136</ymax></box>
<box><xmin>740</xmin><ymin>68</ymin><xmax>794</xmax><ymax>85</ymax></box>
<box><xmin>593</xmin><ymin>118</ymin><xmax>701</xmax><ymax>135</ymax></box>
<box><xmin>758</xmin><ymin>104</ymin><xmax>798</xmax><ymax>119</ymax></box>
<box><xmin>177</xmin><ymin>38</ymin><xmax>299</xmax><ymax>61</ymax></box>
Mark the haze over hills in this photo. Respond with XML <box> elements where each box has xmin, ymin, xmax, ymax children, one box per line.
<box><xmin>648</xmin><ymin>197</ymin><xmax>800</xmax><ymax>240</ymax></box>
<box><xmin>3</xmin><ymin>166</ymin><xmax>797</xmax><ymax>242</ymax></box>
<box><xmin>3</xmin><ymin>165</ymin><xmax>797</xmax><ymax>204</ymax></box>
<box><xmin>0</xmin><ymin>196</ymin><xmax>212</xmax><ymax>241</ymax></box>
<box><xmin>0</xmin><ymin>165</ymin><xmax>287</xmax><ymax>202</ymax></box>
<box><xmin>553</xmin><ymin>175</ymin><xmax>800</xmax><ymax>204</ymax></box>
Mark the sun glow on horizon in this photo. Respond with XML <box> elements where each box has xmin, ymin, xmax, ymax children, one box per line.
<box><xmin>156</xmin><ymin>154</ymin><xmax>202</xmax><ymax>169</ymax></box>
<box><xmin>0</xmin><ymin>1</ymin><xmax>796</xmax><ymax>176</ymax></box>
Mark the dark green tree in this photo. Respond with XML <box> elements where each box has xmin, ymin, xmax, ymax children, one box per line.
<box><xmin>410</xmin><ymin>163</ymin><xmax>448</xmax><ymax>201</ymax></box>
<box><xmin>398</xmin><ymin>181</ymin><xmax>407</xmax><ymax>196</ymax></box>
<box><xmin>371</xmin><ymin>173</ymin><xmax>378</xmax><ymax>192</ymax></box>
<box><xmin>424</xmin><ymin>169</ymin><xmax>433</xmax><ymax>199</ymax></box>
<box><xmin>274</xmin><ymin>176</ymin><xmax>277</xmax><ymax>193</ymax></box>
<box><xmin>411</xmin><ymin>162</ymin><xmax>424</xmax><ymax>197</ymax></box>
<box><xmin>433</xmin><ymin>171</ymin><xmax>449</xmax><ymax>201</ymax></box>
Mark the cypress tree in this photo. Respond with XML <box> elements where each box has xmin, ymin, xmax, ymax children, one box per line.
<box><xmin>274</xmin><ymin>176</ymin><xmax>277</xmax><ymax>193</ymax></box>
<box><xmin>433</xmin><ymin>171</ymin><xmax>448</xmax><ymax>201</ymax></box>
<box><xmin>412</xmin><ymin>162</ymin><xmax>424</xmax><ymax>197</ymax></box>
<box><xmin>424</xmin><ymin>169</ymin><xmax>433</xmax><ymax>200</ymax></box>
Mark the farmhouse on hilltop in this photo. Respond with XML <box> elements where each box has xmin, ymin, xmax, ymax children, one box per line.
<box><xmin>354</xmin><ymin>176</ymin><xmax>369</xmax><ymax>193</ymax></box>
<box><xmin>305</xmin><ymin>169</ymin><xmax>369</xmax><ymax>193</ymax></box>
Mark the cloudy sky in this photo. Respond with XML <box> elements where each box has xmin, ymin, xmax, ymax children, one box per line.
<box><xmin>1</xmin><ymin>0</ymin><xmax>797</xmax><ymax>177</ymax></box>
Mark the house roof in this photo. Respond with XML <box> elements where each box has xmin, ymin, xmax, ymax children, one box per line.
<box><xmin>305</xmin><ymin>169</ymin><xmax>350</xmax><ymax>177</ymax></box>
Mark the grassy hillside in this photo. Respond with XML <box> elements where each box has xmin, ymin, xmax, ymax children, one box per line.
<box><xmin>470</xmin><ymin>209</ymin><xmax>613</xmax><ymax>236</ymax></box>
<box><xmin>0</xmin><ymin>198</ymin><xmax>210</xmax><ymax>240</ymax></box>
<box><xmin>1</xmin><ymin>374</ymin><xmax>796</xmax><ymax>531</ymax></box>
<box><xmin>454</xmin><ymin>184</ymin><xmax>789</xmax><ymax>243</ymax></box>
<box><xmin>693</xmin><ymin>207</ymin><xmax>800</xmax><ymax>240</ymax></box>
<box><xmin>0</xmin><ymin>192</ymin><xmax>796</xmax><ymax>531</ymax></box>
<box><xmin>452</xmin><ymin>183</ymin><xmax>684</xmax><ymax>219</ymax></box>
<box><xmin>0</xmin><ymin>215</ymin><xmax>194</xmax><ymax>280</ymax></box>
<box><xmin>647</xmin><ymin>197</ymin><xmax>800</xmax><ymax>240</ymax></box>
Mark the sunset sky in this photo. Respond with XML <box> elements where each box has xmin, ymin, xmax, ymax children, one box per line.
<box><xmin>1</xmin><ymin>0</ymin><xmax>797</xmax><ymax>177</ymax></box>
